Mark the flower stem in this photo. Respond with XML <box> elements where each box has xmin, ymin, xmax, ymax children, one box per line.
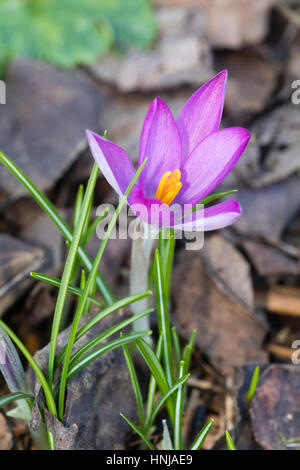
<box><xmin>130</xmin><ymin>224</ymin><xmax>155</xmax><ymax>337</ymax></box>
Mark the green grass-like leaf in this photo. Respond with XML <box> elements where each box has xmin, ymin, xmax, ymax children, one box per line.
<box><xmin>31</xmin><ymin>272</ymin><xmax>104</xmax><ymax>308</ymax></box>
<box><xmin>48</xmin><ymin>163</ymin><xmax>99</xmax><ymax>387</ymax></box>
<box><xmin>154</xmin><ymin>249</ymin><xmax>174</xmax><ymax>387</ymax></box>
<box><xmin>0</xmin><ymin>320</ymin><xmax>57</xmax><ymax>419</ymax></box>
<box><xmin>174</xmin><ymin>361</ymin><xmax>185</xmax><ymax>450</ymax></box>
<box><xmin>225</xmin><ymin>430</ymin><xmax>237</xmax><ymax>450</ymax></box>
<box><xmin>247</xmin><ymin>366</ymin><xmax>260</xmax><ymax>401</ymax></box>
<box><xmin>63</xmin><ymin>331</ymin><xmax>152</xmax><ymax>385</ymax></box>
<box><xmin>0</xmin><ymin>392</ymin><xmax>34</xmax><ymax>408</ymax></box>
<box><xmin>150</xmin><ymin>373</ymin><xmax>189</xmax><ymax>429</ymax></box>
<box><xmin>120</xmin><ymin>413</ymin><xmax>155</xmax><ymax>450</ymax></box>
<box><xmin>136</xmin><ymin>338</ymin><xmax>174</xmax><ymax>426</ymax></box>
<box><xmin>69</xmin><ymin>308</ymin><xmax>154</xmax><ymax>368</ymax></box>
<box><xmin>122</xmin><ymin>340</ymin><xmax>145</xmax><ymax>429</ymax></box>
<box><xmin>145</xmin><ymin>332</ymin><xmax>163</xmax><ymax>432</ymax></box>
<box><xmin>190</xmin><ymin>419</ymin><xmax>214</xmax><ymax>450</ymax></box>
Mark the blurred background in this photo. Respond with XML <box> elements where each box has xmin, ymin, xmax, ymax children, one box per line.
<box><xmin>0</xmin><ymin>0</ymin><xmax>300</xmax><ymax>451</ymax></box>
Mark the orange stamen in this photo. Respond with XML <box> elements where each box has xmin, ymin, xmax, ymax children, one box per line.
<box><xmin>155</xmin><ymin>169</ymin><xmax>182</xmax><ymax>205</ymax></box>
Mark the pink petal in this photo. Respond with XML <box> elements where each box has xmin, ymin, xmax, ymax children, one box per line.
<box><xmin>177</xmin><ymin>70</ymin><xmax>227</xmax><ymax>163</ymax></box>
<box><xmin>86</xmin><ymin>130</ymin><xmax>135</xmax><ymax>197</ymax></box>
<box><xmin>177</xmin><ymin>127</ymin><xmax>251</xmax><ymax>207</ymax></box>
<box><xmin>174</xmin><ymin>200</ymin><xmax>242</xmax><ymax>231</ymax></box>
<box><xmin>138</xmin><ymin>97</ymin><xmax>181</xmax><ymax>197</ymax></box>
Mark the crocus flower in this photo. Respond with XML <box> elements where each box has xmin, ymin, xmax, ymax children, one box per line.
<box><xmin>86</xmin><ymin>70</ymin><xmax>250</xmax><ymax>231</ymax></box>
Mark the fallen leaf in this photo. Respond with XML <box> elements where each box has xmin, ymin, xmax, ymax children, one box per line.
<box><xmin>172</xmin><ymin>250</ymin><xmax>268</xmax><ymax>374</ymax></box>
<box><xmin>250</xmin><ymin>365</ymin><xmax>300</xmax><ymax>450</ymax></box>
<box><xmin>0</xmin><ymin>234</ymin><xmax>46</xmax><ymax>317</ymax></box>
<box><xmin>0</xmin><ymin>59</ymin><xmax>103</xmax><ymax>206</ymax></box>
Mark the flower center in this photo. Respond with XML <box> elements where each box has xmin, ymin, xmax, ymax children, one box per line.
<box><xmin>154</xmin><ymin>169</ymin><xmax>182</xmax><ymax>205</ymax></box>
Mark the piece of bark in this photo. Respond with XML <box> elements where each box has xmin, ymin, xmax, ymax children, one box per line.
<box><xmin>0</xmin><ymin>59</ymin><xmax>103</xmax><ymax>206</ymax></box>
<box><xmin>156</xmin><ymin>0</ymin><xmax>275</xmax><ymax>48</ymax></box>
<box><xmin>250</xmin><ymin>365</ymin><xmax>300</xmax><ymax>450</ymax></box>
<box><xmin>22</xmin><ymin>213</ymin><xmax>63</xmax><ymax>274</ymax></box>
<box><xmin>25</xmin><ymin>286</ymin><xmax>57</xmax><ymax>327</ymax></box>
<box><xmin>0</xmin><ymin>412</ymin><xmax>13</xmax><ymax>450</ymax></box>
<box><xmin>252</xmin><ymin>104</ymin><xmax>300</xmax><ymax>187</ymax></box>
<box><xmin>235</xmin><ymin>176</ymin><xmax>300</xmax><ymax>244</ymax></box>
<box><xmin>172</xmin><ymin>250</ymin><xmax>268</xmax><ymax>374</ymax></box>
<box><xmin>198</xmin><ymin>0</ymin><xmax>276</xmax><ymax>49</ymax></box>
<box><xmin>89</xmin><ymin>8</ymin><xmax>213</xmax><ymax>92</ymax></box>
<box><xmin>241</xmin><ymin>239</ymin><xmax>299</xmax><ymax>277</ymax></box>
<box><xmin>216</xmin><ymin>49</ymin><xmax>279</xmax><ymax>122</ymax></box>
<box><xmin>201</xmin><ymin>234</ymin><xmax>254</xmax><ymax>309</ymax></box>
<box><xmin>235</xmin><ymin>103</ymin><xmax>300</xmax><ymax>188</ymax></box>
<box><xmin>28</xmin><ymin>310</ymin><xmax>138</xmax><ymax>450</ymax></box>
<box><xmin>0</xmin><ymin>233</ymin><xmax>46</xmax><ymax>317</ymax></box>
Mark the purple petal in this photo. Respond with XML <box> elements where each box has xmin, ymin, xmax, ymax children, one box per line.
<box><xmin>86</xmin><ymin>130</ymin><xmax>135</xmax><ymax>197</ymax></box>
<box><xmin>177</xmin><ymin>127</ymin><xmax>251</xmax><ymax>207</ymax></box>
<box><xmin>174</xmin><ymin>200</ymin><xmax>242</xmax><ymax>231</ymax></box>
<box><xmin>177</xmin><ymin>70</ymin><xmax>227</xmax><ymax>163</ymax></box>
<box><xmin>129</xmin><ymin>186</ymin><xmax>175</xmax><ymax>228</ymax></box>
<box><xmin>138</xmin><ymin>97</ymin><xmax>181</xmax><ymax>197</ymax></box>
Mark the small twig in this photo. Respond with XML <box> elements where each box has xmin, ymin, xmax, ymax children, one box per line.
<box><xmin>187</xmin><ymin>377</ymin><xmax>224</xmax><ymax>394</ymax></box>
<box><xmin>256</xmin><ymin>285</ymin><xmax>300</xmax><ymax>318</ymax></box>
<box><xmin>267</xmin><ymin>343</ymin><xmax>293</xmax><ymax>360</ymax></box>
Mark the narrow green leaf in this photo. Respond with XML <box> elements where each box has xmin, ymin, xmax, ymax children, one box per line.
<box><xmin>225</xmin><ymin>431</ymin><xmax>237</xmax><ymax>450</ymax></box>
<box><xmin>49</xmin><ymin>163</ymin><xmax>99</xmax><ymax>386</ymax></box>
<box><xmin>79</xmin><ymin>269</ymin><xmax>86</xmax><ymax>290</ymax></box>
<box><xmin>76</xmin><ymin>291</ymin><xmax>152</xmax><ymax>341</ymax></box>
<box><xmin>65</xmin><ymin>331</ymin><xmax>151</xmax><ymax>385</ymax></box>
<box><xmin>136</xmin><ymin>338</ymin><xmax>174</xmax><ymax>426</ymax></box>
<box><xmin>54</xmin><ymin>291</ymin><xmax>152</xmax><ymax>368</ymax></box>
<box><xmin>150</xmin><ymin>374</ymin><xmax>189</xmax><ymax>428</ymax></box>
<box><xmin>120</xmin><ymin>413</ymin><xmax>155</xmax><ymax>450</ymax></box>
<box><xmin>196</xmin><ymin>190</ymin><xmax>238</xmax><ymax>209</ymax></box>
<box><xmin>190</xmin><ymin>419</ymin><xmax>214</xmax><ymax>450</ymax></box>
<box><xmin>73</xmin><ymin>184</ymin><xmax>84</xmax><ymax>230</ymax></box>
<box><xmin>69</xmin><ymin>308</ymin><xmax>154</xmax><ymax>368</ymax></box>
<box><xmin>159</xmin><ymin>229</ymin><xmax>175</xmax><ymax>302</ymax></box>
<box><xmin>154</xmin><ymin>249</ymin><xmax>174</xmax><ymax>387</ymax></box>
<box><xmin>247</xmin><ymin>366</ymin><xmax>260</xmax><ymax>401</ymax></box>
<box><xmin>0</xmin><ymin>320</ymin><xmax>57</xmax><ymax>418</ymax></box>
<box><xmin>182</xmin><ymin>329</ymin><xmax>196</xmax><ymax>375</ymax></box>
<box><xmin>122</xmin><ymin>339</ymin><xmax>145</xmax><ymax>429</ymax></box>
<box><xmin>0</xmin><ymin>151</ymin><xmax>115</xmax><ymax>305</ymax></box>
<box><xmin>174</xmin><ymin>361</ymin><xmax>185</xmax><ymax>450</ymax></box>
<box><xmin>31</xmin><ymin>272</ymin><xmax>104</xmax><ymax>308</ymax></box>
<box><xmin>0</xmin><ymin>392</ymin><xmax>34</xmax><ymax>408</ymax></box>
<box><xmin>171</xmin><ymin>327</ymin><xmax>181</xmax><ymax>366</ymax></box>
<box><xmin>145</xmin><ymin>332</ymin><xmax>163</xmax><ymax>432</ymax></box>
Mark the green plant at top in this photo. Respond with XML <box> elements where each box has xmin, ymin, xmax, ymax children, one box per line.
<box><xmin>0</xmin><ymin>0</ymin><xmax>157</xmax><ymax>72</ymax></box>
